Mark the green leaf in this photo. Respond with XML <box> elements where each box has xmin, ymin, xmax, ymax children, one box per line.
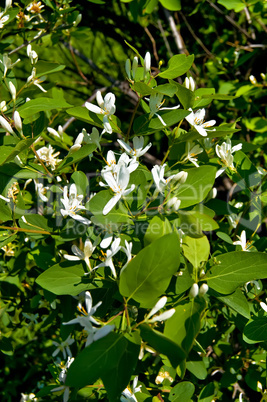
<box><xmin>144</xmin><ymin>215</ymin><xmax>173</xmax><ymax>246</ymax></box>
<box><xmin>0</xmin><ymin>146</ymin><xmax>17</xmax><ymax>165</ymax></box>
<box><xmin>119</xmin><ymin>233</ymin><xmax>180</xmax><ymax>307</ymax></box>
<box><xmin>186</xmin><ymin>350</ymin><xmax>207</xmax><ymax>380</ymax></box>
<box><xmin>175</xmin><ymin>266</ymin><xmax>194</xmax><ymax>295</ymax></box>
<box><xmin>1</xmin><ymin>138</ymin><xmax>36</xmax><ymax>165</ymax></box>
<box><xmin>139</xmin><ymin>324</ymin><xmax>186</xmax><ymax>368</ymax></box>
<box><xmin>193</xmin><ymin>88</ymin><xmax>215</xmax><ymax>108</ymax></box>
<box><xmin>218</xmin><ymin>0</ymin><xmax>246</xmax><ymax>12</ymax></box>
<box><xmin>213</xmin><ymin>288</ymin><xmax>250</xmax><ymax>319</ymax></box>
<box><xmin>182</xmin><ymin>236</ymin><xmax>210</xmax><ymax>268</ymax></box>
<box><xmin>66</xmin><ymin>106</ymin><xmax>103</xmax><ymax>127</ymax></box>
<box><xmin>243</xmin><ymin>318</ymin><xmax>267</xmax><ymax>342</ymax></box>
<box><xmin>18</xmin><ymin>98</ymin><xmax>72</xmax><ymax>118</ymax></box>
<box><xmin>66</xmin><ymin>332</ymin><xmax>140</xmax><ymax>401</ymax></box>
<box><xmin>198</xmin><ymin>383</ymin><xmax>215</xmax><ymax>402</ymax></box>
<box><xmin>56</xmin><ymin>144</ymin><xmax>97</xmax><ymax>171</ymax></box>
<box><xmin>169</xmin><ymin>381</ymin><xmax>195</xmax><ymax>401</ymax></box>
<box><xmin>36</xmin><ymin>261</ymin><xmax>89</xmax><ymax>296</ymax></box>
<box><xmin>70</xmin><ymin>171</ymin><xmax>89</xmax><ymax>198</ymax></box>
<box><xmin>133</xmin><ymin>109</ymin><xmax>190</xmax><ymax>135</ymax></box>
<box><xmin>35</xmin><ymin>61</ymin><xmax>65</xmax><ymax>76</ymax></box>
<box><xmin>177</xmin><ymin>166</ymin><xmax>217</xmax><ymax>209</ymax></box>
<box><xmin>158</xmin><ymin>54</ymin><xmax>194</xmax><ymax>79</ymax></box>
<box><xmin>179</xmin><ymin>211</ymin><xmax>218</xmax><ymax>237</ymax></box>
<box><xmin>206</xmin><ymin>251</ymin><xmax>267</xmax><ymax>294</ymax></box>
<box><xmin>170</xmin><ymin>81</ymin><xmax>195</xmax><ymax>109</ymax></box>
<box><xmin>164</xmin><ymin>298</ymin><xmax>206</xmax><ymax>356</ymax></box>
<box><xmin>132</xmin><ymin>82</ymin><xmax>154</xmax><ymax>96</ymax></box>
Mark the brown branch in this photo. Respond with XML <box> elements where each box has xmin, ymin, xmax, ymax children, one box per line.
<box><xmin>180</xmin><ymin>12</ymin><xmax>213</xmax><ymax>57</ymax></box>
<box><xmin>144</xmin><ymin>26</ymin><xmax>159</xmax><ymax>63</ymax></box>
<box><xmin>163</xmin><ymin>9</ymin><xmax>187</xmax><ymax>54</ymax></box>
<box><xmin>157</xmin><ymin>18</ymin><xmax>173</xmax><ymax>58</ymax></box>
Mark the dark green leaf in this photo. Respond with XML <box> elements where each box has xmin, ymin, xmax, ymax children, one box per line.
<box><xmin>18</xmin><ymin>98</ymin><xmax>72</xmax><ymax>118</ymax></box>
<box><xmin>158</xmin><ymin>55</ymin><xmax>194</xmax><ymax>79</ymax></box>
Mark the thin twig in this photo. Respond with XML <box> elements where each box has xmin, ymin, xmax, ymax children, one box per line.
<box><xmin>206</xmin><ymin>0</ymin><xmax>253</xmax><ymax>39</ymax></box>
<box><xmin>180</xmin><ymin>12</ymin><xmax>213</xmax><ymax>57</ymax></box>
<box><xmin>243</xmin><ymin>7</ymin><xmax>256</xmax><ymax>40</ymax></box>
<box><xmin>163</xmin><ymin>9</ymin><xmax>187</xmax><ymax>54</ymax></box>
<box><xmin>144</xmin><ymin>26</ymin><xmax>159</xmax><ymax>63</ymax></box>
<box><xmin>157</xmin><ymin>18</ymin><xmax>173</xmax><ymax>58</ymax></box>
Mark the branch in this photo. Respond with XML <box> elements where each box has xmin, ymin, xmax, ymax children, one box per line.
<box><xmin>163</xmin><ymin>9</ymin><xmax>187</xmax><ymax>54</ymax></box>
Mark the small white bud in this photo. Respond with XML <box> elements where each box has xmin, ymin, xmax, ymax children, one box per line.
<box><xmin>199</xmin><ymin>283</ymin><xmax>209</xmax><ymax>296</ymax></box>
<box><xmin>166</xmin><ymin>196</ymin><xmax>181</xmax><ymax>213</ymax></box>
<box><xmin>249</xmin><ymin>75</ymin><xmax>257</xmax><ymax>85</ymax></box>
<box><xmin>0</xmin><ymin>115</ymin><xmax>14</xmax><ymax>134</ymax></box>
<box><xmin>173</xmin><ymin>170</ymin><xmax>188</xmax><ymax>183</ymax></box>
<box><xmin>260</xmin><ymin>73</ymin><xmax>266</xmax><ymax>81</ymax></box>
<box><xmin>185</xmin><ymin>76</ymin><xmax>195</xmax><ymax>91</ymax></box>
<box><xmin>73</xmin><ymin>13</ymin><xmax>82</xmax><ymax>26</ymax></box>
<box><xmin>0</xmin><ymin>101</ymin><xmax>7</xmax><ymax>112</ymax></box>
<box><xmin>9</xmin><ymin>81</ymin><xmax>16</xmax><ymax>101</ymax></box>
<box><xmin>144</xmin><ymin>52</ymin><xmax>151</xmax><ymax>78</ymax></box>
<box><xmin>189</xmin><ymin>283</ymin><xmax>199</xmax><ymax>298</ymax></box>
<box><xmin>13</xmin><ymin>111</ymin><xmax>22</xmax><ymax>132</ymax></box>
<box><xmin>69</xmin><ymin>144</ymin><xmax>81</xmax><ymax>153</ymax></box>
<box><xmin>5</xmin><ymin>0</ymin><xmax>12</xmax><ymax>10</ymax></box>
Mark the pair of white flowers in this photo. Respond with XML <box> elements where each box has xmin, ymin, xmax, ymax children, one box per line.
<box><xmin>60</xmin><ymin>183</ymin><xmax>91</xmax><ymax>225</ymax></box>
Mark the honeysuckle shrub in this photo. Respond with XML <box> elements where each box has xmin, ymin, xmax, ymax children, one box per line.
<box><xmin>1</xmin><ymin>1</ymin><xmax>267</xmax><ymax>401</ymax></box>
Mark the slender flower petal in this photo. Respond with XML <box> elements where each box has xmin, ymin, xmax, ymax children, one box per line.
<box><xmin>185</xmin><ymin>108</ymin><xmax>216</xmax><ymax>137</ymax></box>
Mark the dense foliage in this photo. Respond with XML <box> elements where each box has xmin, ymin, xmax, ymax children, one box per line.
<box><xmin>1</xmin><ymin>0</ymin><xmax>267</xmax><ymax>401</ymax></box>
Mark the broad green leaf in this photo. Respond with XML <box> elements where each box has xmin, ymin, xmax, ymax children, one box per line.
<box><xmin>139</xmin><ymin>324</ymin><xmax>186</xmax><ymax>368</ymax></box>
<box><xmin>36</xmin><ymin>262</ymin><xmax>89</xmax><ymax>295</ymax></box>
<box><xmin>175</xmin><ymin>266</ymin><xmax>194</xmax><ymax>295</ymax></box>
<box><xmin>0</xmin><ymin>146</ymin><xmax>17</xmax><ymax>165</ymax></box>
<box><xmin>144</xmin><ymin>215</ymin><xmax>173</xmax><ymax>246</ymax></box>
<box><xmin>0</xmin><ymin>199</ymin><xmax>12</xmax><ymax>222</ymax></box>
<box><xmin>18</xmin><ymin>98</ymin><xmax>72</xmax><ymax>118</ymax></box>
<box><xmin>243</xmin><ymin>318</ymin><xmax>267</xmax><ymax>342</ymax></box>
<box><xmin>155</xmin><ymin>83</ymin><xmax>178</xmax><ymax>96</ymax></box>
<box><xmin>218</xmin><ymin>0</ymin><xmax>246</xmax><ymax>12</ymax></box>
<box><xmin>89</xmin><ymin>190</ymin><xmax>131</xmax><ymax>225</ymax></box>
<box><xmin>198</xmin><ymin>383</ymin><xmax>215</xmax><ymax>402</ymax></box>
<box><xmin>169</xmin><ymin>381</ymin><xmax>195</xmax><ymax>401</ymax></box>
<box><xmin>55</xmin><ymin>144</ymin><xmax>97</xmax><ymax>171</ymax></box>
<box><xmin>120</xmin><ymin>233</ymin><xmax>180</xmax><ymax>307</ymax></box>
<box><xmin>243</xmin><ymin>117</ymin><xmax>267</xmax><ymax>133</ymax></box>
<box><xmin>232</xmin><ymin>150</ymin><xmax>261</xmax><ymax>188</ymax></box>
<box><xmin>158</xmin><ymin>54</ymin><xmax>194</xmax><ymax>79</ymax></box>
<box><xmin>66</xmin><ymin>106</ymin><xmax>103</xmax><ymax>127</ymax></box>
<box><xmin>186</xmin><ymin>350</ymin><xmax>207</xmax><ymax>380</ymax></box>
<box><xmin>206</xmin><ymin>251</ymin><xmax>267</xmax><ymax>294</ymax></box>
<box><xmin>164</xmin><ymin>298</ymin><xmax>206</xmax><ymax>355</ymax></box>
<box><xmin>133</xmin><ymin>109</ymin><xmax>190</xmax><ymax>135</ymax></box>
<box><xmin>170</xmin><ymin>81</ymin><xmax>195</xmax><ymax>109</ymax></box>
<box><xmin>213</xmin><ymin>288</ymin><xmax>250</xmax><ymax>319</ymax></box>
<box><xmin>177</xmin><ymin>166</ymin><xmax>217</xmax><ymax>209</ymax></box>
<box><xmin>66</xmin><ymin>332</ymin><xmax>140</xmax><ymax>401</ymax></box>
<box><xmin>182</xmin><ymin>235</ymin><xmax>210</xmax><ymax>268</ymax></box>
<box><xmin>70</xmin><ymin>171</ymin><xmax>89</xmax><ymax>198</ymax></box>
<box><xmin>179</xmin><ymin>211</ymin><xmax>218</xmax><ymax>237</ymax></box>
<box><xmin>1</xmin><ymin>138</ymin><xmax>36</xmax><ymax>165</ymax></box>
<box><xmin>35</xmin><ymin>61</ymin><xmax>65</xmax><ymax>75</ymax></box>
<box><xmin>193</xmin><ymin>88</ymin><xmax>215</xmax><ymax>108</ymax></box>
<box><xmin>133</xmin><ymin>82</ymin><xmax>154</xmax><ymax>96</ymax></box>
<box><xmin>127</xmin><ymin>168</ymin><xmax>149</xmax><ymax>211</ymax></box>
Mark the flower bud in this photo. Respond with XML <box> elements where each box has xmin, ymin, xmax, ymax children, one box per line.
<box><xmin>166</xmin><ymin>196</ymin><xmax>181</xmax><ymax>213</ymax></box>
<box><xmin>73</xmin><ymin>13</ymin><xmax>82</xmax><ymax>26</ymax></box>
<box><xmin>185</xmin><ymin>76</ymin><xmax>195</xmax><ymax>91</ymax></box>
<box><xmin>249</xmin><ymin>75</ymin><xmax>257</xmax><ymax>85</ymax></box>
<box><xmin>189</xmin><ymin>283</ymin><xmax>199</xmax><ymax>298</ymax></box>
<box><xmin>173</xmin><ymin>170</ymin><xmax>188</xmax><ymax>184</ymax></box>
<box><xmin>144</xmin><ymin>52</ymin><xmax>151</xmax><ymax>78</ymax></box>
<box><xmin>0</xmin><ymin>115</ymin><xmax>14</xmax><ymax>134</ymax></box>
<box><xmin>9</xmin><ymin>81</ymin><xmax>16</xmax><ymax>101</ymax></box>
<box><xmin>260</xmin><ymin>73</ymin><xmax>266</xmax><ymax>81</ymax></box>
<box><xmin>199</xmin><ymin>283</ymin><xmax>209</xmax><ymax>296</ymax></box>
<box><xmin>0</xmin><ymin>101</ymin><xmax>7</xmax><ymax>112</ymax></box>
<box><xmin>13</xmin><ymin>111</ymin><xmax>22</xmax><ymax>132</ymax></box>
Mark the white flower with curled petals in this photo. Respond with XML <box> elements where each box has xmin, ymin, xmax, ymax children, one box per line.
<box><xmin>60</xmin><ymin>183</ymin><xmax>91</xmax><ymax>225</ymax></box>
<box><xmin>117</xmin><ymin>136</ymin><xmax>152</xmax><ymax>159</ymax></box>
<box><xmin>184</xmin><ymin>76</ymin><xmax>195</xmax><ymax>91</ymax></box>
<box><xmin>64</xmin><ymin>238</ymin><xmax>95</xmax><ymax>270</ymax></box>
<box><xmin>233</xmin><ymin>230</ymin><xmax>253</xmax><ymax>252</ymax></box>
<box><xmin>185</xmin><ymin>108</ymin><xmax>216</xmax><ymax>137</ymax></box>
<box><xmin>52</xmin><ymin>335</ymin><xmax>75</xmax><ymax>360</ymax></box>
<box><xmin>85</xmin><ymin>91</ymin><xmax>116</xmax><ymax>134</ymax></box>
<box><xmin>0</xmin><ymin>53</ymin><xmax>20</xmax><ymax>78</ymax></box>
<box><xmin>145</xmin><ymin>296</ymin><xmax>175</xmax><ymax>323</ymax></box>
<box><xmin>27</xmin><ymin>44</ymin><xmax>38</xmax><ymax>64</ymax></box>
<box><xmin>146</xmin><ymin>93</ymin><xmax>180</xmax><ymax>126</ymax></box>
<box><xmin>90</xmin><ymin>238</ymin><xmax>121</xmax><ymax>278</ymax></box>
<box><xmin>215</xmin><ymin>138</ymin><xmax>242</xmax><ymax>177</ymax></box>
<box><xmin>182</xmin><ymin>142</ymin><xmax>203</xmax><ymax>167</ymax></box>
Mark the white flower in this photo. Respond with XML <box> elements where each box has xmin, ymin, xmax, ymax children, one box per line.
<box><xmin>35</xmin><ymin>180</ymin><xmax>49</xmax><ymax>202</ymax></box>
<box><xmin>101</xmin><ymin>165</ymin><xmax>135</xmax><ymax>215</ymax></box>
<box><xmin>27</xmin><ymin>67</ymin><xmax>47</xmax><ymax>92</ymax></box>
<box><xmin>52</xmin><ymin>335</ymin><xmax>75</xmax><ymax>360</ymax></box>
<box><xmin>0</xmin><ymin>53</ymin><xmax>20</xmax><ymax>78</ymax></box>
<box><xmin>85</xmin><ymin>91</ymin><xmax>116</xmax><ymax>134</ymax></box>
<box><xmin>5</xmin><ymin>0</ymin><xmax>12</xmax><ymax>10</ymax></box>
<box><xmin>13</xmin><ymin>111</ymin><xmax>22</xmax><ymax>133</ymax></box>
<box><xmin>26</xmin><ymin>1</ymin><xmax>44</xmax><ymax>13</ymax></box>
<box><xmin>145</xmin><ymin>296</ymin><xmax>175</xmax><ymax>323</ymax></box>
<box><xmin>90</xmin><ymin>238</ymin><xmax>121</xmax><ymax>278</ymax></box>
<box><xmin>36</xmin><ymin>145</ymin><xmax>61</xmax><ymax>170</ymax></box>
<box><xmin>117</xmin><ymin>136</ymin><xmax>152</xmax><ymax>159</ymax></box>
<box><xmin>215</xmin><ymin>138</ymin><xmax>242</xmax><ymax>177</ymax></box>
<box><xmin>69</xmin><ymin>132</ymin><xmax>83</xmax><ymax>152</ymax></box>
<box><xmin>121</xmin><ymin>376</ymin><xmax>142</xmax><ymax>402</ymax></box>
<box><xmin>166</xmin><ymin>196</ymin><xmax>181</xmax><ymax>213</ymax></box>
<box><xmin>20</xmin><ymin>393</ymin><xmax>38</xmax><ymax>402</ymax></box>
<box><xmin>121</xmin><ymin>240</ymin><xmax>133</xmax><ymax>272</ymax></box>
<box><xmin>199</xmin><ymin>283</ymin><xmax>209</xmax><ymax>296</ymax></box>
<box><xmin>184</xmin><ymin>76</ymin><xmax>195</xmax><ymax>91</ymax></box>
<box><xmin>9</xmin><ymin>81</ymin><xmax>16</xmax><ymax>101</ymax></box>
<box><xmin>151</xmin><ymin>164</ymin><xmax>178</xmax><ymax>195</ymax></box>
<box><xmin>181</xmin><ymin>142</ymin><xmax>203</xmax><ymax>167</ymax></box>
<box><xmin>144</xmin><ymin>51</ymin><xmax>151</xmax><ymax>78</ymax></box>
<box><xmin>0</xmin><ymin>11</ymin><xmax>9</xmax><ymax>29</ymax></box>
<box><xmin>0</xmin><ymin>101</ymin><xmax>7</xmax><ymax>112</ymax></box>
<box><xmin>185</xmin><ymin>108</ymin><xmax>216</xmax><ymax>137</ymax></box>
<box><xmin>189</xmin><ymin>283</ymin><xmax>199</xmax><ymax>298</ymax></box>
<box><xmin>0</xmin><ymin>115</ymin><xmax>14</xmax><ymax>135</ymax></box>
<box><xmin>102</xmin><ymin>150</ymin><xmax>138</xmax><ymax>176</ymax></box>
<box><xmin>249</xmin><ymin>75</ymin><xmax>257</xmax><ymax>85</ymax></box>
<box><xmin>51</xmin><ymin>357</ymin><xmax>74</xmax><ymax>402</ymax></box>
<box><xmin>60</xmin><ymin>184</ymin><xmax>91</xmax><ymax>225</ymax></box>
<box><xmin>27</xmin><ymin>44</ymin><xmax>38</xmax><ymax>64</ymax></box>
<box><xmin>146</xmin><ymin>93</ymin><xmax>180</xmax><ymax>126</ymax></box>
<box><xmin>233</xmin><ymin>230</ymin><xmax>253</xmax><ymax>252</ymax></box>
<box><xmin>64</xmin><ymin>238</ymin><xmax>95</xmax><ymax>270</ymax></box>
